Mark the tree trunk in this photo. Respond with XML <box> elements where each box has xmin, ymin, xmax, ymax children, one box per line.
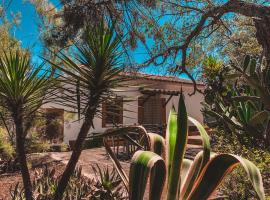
<box><xmin>15</xmin><ymin>114</ymin><xmax>33</xmax><ymax>200</ymax></box>
<box><xmin>254</xmin><ymin>16</ymin><xmax>270</xmax><ymax>69</ymax></box>
<box><xmin>53</xmin><ymin>103</ymin><xmax>97</xmax><ymax>200</ymax></box>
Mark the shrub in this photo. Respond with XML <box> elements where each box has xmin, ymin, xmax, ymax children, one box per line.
<box><xmin>10</xmin><ymin>165</ymin><xmax>127</xmax><ymax>200</ymax></box>
<box><xmin>103</xmin><ymin>93</ymin><xmax>265</xmax><ymax>200</ymax></box>
<box><xmin>211</xmin><ymin>130</ymin><xmax>270</xmax><ymax>199</ymax></box>
<box><xmin>25</xmin><ymin>131</ymin><xmax>51</xmax><ymax>154</ymax></box>
<box><xmin>0</xmin><ymin>127</ymin><xmax>14</xmax><ymax>160</ymax></box>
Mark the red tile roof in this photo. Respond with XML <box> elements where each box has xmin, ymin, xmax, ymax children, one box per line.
<box><xmin>120</xmin><ymin>72</ymin><xmax>204</xmax><ymax>86</ymax></box>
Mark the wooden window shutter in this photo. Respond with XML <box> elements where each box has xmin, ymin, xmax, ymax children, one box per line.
<box><xmin>138</xmin><ymin>97</ymin><xmax>144</xmax><ymax>124</ymax></box>
<box><xmin>102</xmin><ymin>97</ymin><xmax>123</xmax><ymax>127</ymax></box>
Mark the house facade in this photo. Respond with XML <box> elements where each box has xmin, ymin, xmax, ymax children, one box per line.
<box><xmin>43</xmin><ymin>72</ymin><xmax>205</xmax><ymax>144</ymax></box>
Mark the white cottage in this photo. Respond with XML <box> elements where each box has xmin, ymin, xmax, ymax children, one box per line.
<box><xmin>43</xmin><ymin>72</ymin><xmax>205</xmax><ymax>144</ymax></box>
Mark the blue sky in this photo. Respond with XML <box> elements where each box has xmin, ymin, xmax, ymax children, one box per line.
<box><xmin>6</xmin><ymin>0</ymin><xmax>190</xmax><ymax>78</ymax></box>
<box><xmin>7</xmin><ymin>0</ymin><xmax>60</xmax><ymax>63</ymax></box>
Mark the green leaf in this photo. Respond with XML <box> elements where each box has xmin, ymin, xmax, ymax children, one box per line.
<box><xmin>180</xmin><ymin>159</ymin><xmax>192</xmax><ymax>186</ymax></box>
<box><xmin>129</xmin><ymin>151</ymin><xmax>166</xmax><ymax>200</ymax></box>
<box><xmin>188</xmin><ymin>116</ymin><xmax>210</xmax><ymax>168</ymax></box>
<box><xmin>180</xmin><ymin>152</ymin><xmax>204</xmax><ymax>199</ymax></box>
<box><xmin>166</xmin><ymin>92</ymin><xmax>188</xmax><ymax>200</ymax></box>
<box><xmin>146</xmin><ymin>132</ymin><xmax>165</xmax><ymax>157</ymax></box>
<box><xmin>187</xmin><ymin>154</ymin><xmax>265</xmax><ymax>200</ymax></box>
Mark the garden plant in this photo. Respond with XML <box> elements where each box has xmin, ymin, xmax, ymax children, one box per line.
<box><xmin>104</xmin><ymin>92</ymin><xmax>265</xmax><ymax>200</ymax></box>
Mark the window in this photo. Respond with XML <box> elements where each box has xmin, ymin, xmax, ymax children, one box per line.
<box><xmin>138</xmin><ymin>96</ymin><xmax>166</xmax><ymax>125</ymax></box>
<box><xmin>102</xmin><ymin>97</ymin><xmax>123</xmax><ymax>127</ymax></box>
<box><xmin>44</xmin><ymin>108</ymin><xmax>64</xmax><ymax>142</ymax></box>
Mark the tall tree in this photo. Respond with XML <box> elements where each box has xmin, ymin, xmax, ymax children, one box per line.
<box><xmin>31</xmin><ymin>1</ymin><xmax>270</xmax><ymax>85</ymax></box>
<box><xmin>48</xmin><ymin>21</ymin><xmax>126</xmax><ymax>200</ymax></box>
<box><xmin>0</xmin><ymin>51</ymin><xmax>55</xmax><ymax>200</ymax></box>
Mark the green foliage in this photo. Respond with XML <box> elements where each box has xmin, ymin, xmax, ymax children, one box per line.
<box><xmin>25</xmin><ymin>132</ymin><xmax>51</xmax><ymax>154</ymax></box>
<box><xmin>203</xmin><ymin>55</ymin><xmax>270</xmax><ymax>148</ymax></box>
<box><xmin>10</xmin><ymin>165</ymin><xmax>126</xmax><ymax>200</ymax></box>
<box><xmin>211</xmin><ymin>130</ymin><xmax>270</xmax><ymax>199</ymax></box>
<box><xmin>0</xmin><ymin>127</ymin><xmax>14</xmax><ymax>160</ymax></box>
<box><xmin>104</xmin><ymin>93</ymin><xmax>265</xmax><ymax>200</ymax></box>
<box><xmin>48</xmin><ymin>19</ymin><xmax>125</xmax><ymax>120</ymax></box>
<box><xmin>0</xmin><ymin>50</ymin><xmax>56</xmax><ymax>127</ymax></box>
<box><xmin>202</xmin><ymin>55</ymin><xmax>223</xmax><ymax>79</ymax></box>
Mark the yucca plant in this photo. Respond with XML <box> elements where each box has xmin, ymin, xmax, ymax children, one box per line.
<box><xmin>0</xmin><ymin>50</ymin><xmax>55</xmax><ymax>200</ymax></box>
<box><xmin>104</xmin><ymin>92</ymin><xmax>265</xmax><ymax>200</ymax></box>
<box><xmin>47</xmin><ymin>20</ymin><xmax>126</xmax><ymax>200</ymax></box>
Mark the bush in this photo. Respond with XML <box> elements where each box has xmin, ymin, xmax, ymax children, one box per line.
<box><xmin>25</xmin><ymin>131</ymin><xmax>51</xmax><ymax>154</ymax></box>
<box><xmin>211</xmin><ymin>130</ymin><xmax>270</xmax><ymax>199</ymax></box>
<box><xmin>0</xmin><ymin>128</ymin><xmax>14</xmax><ymax>160</ymax></box>
<box><xmin>10</xmin><ymin>165</ymin><xmax>127</xmax><ymax>200</ymax></box>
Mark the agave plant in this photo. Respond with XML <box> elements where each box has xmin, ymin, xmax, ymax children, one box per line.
<box><xmin>47</xmin><ymin>20</ymin><xmax>126</xmax><ymax>200</ymax></box>
<box><xmin>0</xmin><ymin>50</ymin><xmax>55</xmax><ymax>200</ymax></box>
<box><xmin>204</xmin><ymin>86</ymin><xmax>268</xmax><ymax>139</ymax></box>
<box><xmin>203</xmin><ymin>55</ymin><xmax>270</xmax><ymax>146</ymax></box>
<box><xmin>104</xmin><ymin>92</ymin><xmax>265</xmax><ymax>200</ymax></box>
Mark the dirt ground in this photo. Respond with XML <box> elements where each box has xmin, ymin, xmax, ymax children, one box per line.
<box><xmin>0</xmin><ymin>148</ymin><xmax>130</xmax><ymax>200</ymax></box>
<box><xmin>0</xmin><ymin>156</ymin><xmax>65</xmax><ymax>200</ymax></box>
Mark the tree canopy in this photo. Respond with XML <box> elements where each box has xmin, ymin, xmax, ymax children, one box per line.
<box><xmin>30</xmin><ymin>0</ymin><xmax>270</xmax><ymax>93</ymax></box>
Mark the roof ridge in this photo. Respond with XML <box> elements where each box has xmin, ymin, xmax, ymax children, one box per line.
<box><xmin>120</xmin><ymin>71</ymin><xmax>204</xmax><ymax>86</ymax></box>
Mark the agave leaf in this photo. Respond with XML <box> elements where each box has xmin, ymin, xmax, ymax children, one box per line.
<box><xmin>205</xmin><ymin>109</ymin><xmax>244</xmax><ymax>130</ymax></box>
<box><xmin>249</xmin><ymin>111</ymin><xmax>269</xmax><ymax>126</ymax></box>
<box><xmin>180</xmin><ymin>159</ymin><xmax>192</xmax><ymax>189</ymax></box>
<box><xmin>188</xmin><ymin>116</ymin><xmax>210</xmax><ymax>168</ymax></box>
<box><xmin>179</xmin><ymin>151</ymin><xmax>203</xmax><ymax>200</ymax></box>
<box><xmin>187</xmin><ymin>154</ymin><xmax>265</xmax><ymax>200</ymax></box>
<box><xmin>146</xmin><ymin>132</ymin><xmax>166</xmax><ymax>157</ymax></box>
<box><xmin>166</xmin><ymin>92</ymin><xmax>188</xmax><ymax>200</ymax></box>
<box><xmin>129</xmin><ymin>150</ymin><xmax>166</xmax><ymax>200</ymax></box>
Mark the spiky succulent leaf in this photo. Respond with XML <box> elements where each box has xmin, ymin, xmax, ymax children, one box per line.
<box><xmin>129</xmin><ymin>150</ymin><xmax>166</xmax><ymax>200</ymax></box>
<box><xmin>166</xmin><ymin>92</ymin><xmax>188</xmax><ymax>200</ymax></box>
<box><xmin>146</xmin><ymin>132</ymin><xmax>165</xmax><ymax>157</ymax></box>
<box><xmin>188</xmin><ymin>116</ymin><xmax>210</xmax><ymax>169</ymax></box>
<box><xmin>187</xmin><ymin>154</ymin><xmax>265</xmax><ymax>200</ymax></box>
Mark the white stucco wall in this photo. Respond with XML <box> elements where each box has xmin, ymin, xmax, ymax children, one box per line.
<box><xmin>43</xmin><ymin>80</ymin><xmax>204</xmax><ymax>143</ymax></box>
